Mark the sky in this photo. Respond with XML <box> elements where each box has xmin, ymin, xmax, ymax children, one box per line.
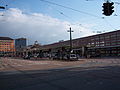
<box><xmin>0</xmin><ymin>0</ymin><xmax>120</xmax><ymax>45</ymax></box>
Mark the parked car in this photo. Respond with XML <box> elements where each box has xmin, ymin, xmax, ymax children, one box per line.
<box><xmin>62</xmin><ymin>54</ymin><xmax>78</xmax><ymax>60</ymax></box>
<box><xmin>23</xmin><ymin>55</ymin><xmax>30</xmax><ymax>59</ymax></box>
<box><xmin>69</xmin><ymin>54</ymin><xmax>78</xmax><ymax>60</ymax></box>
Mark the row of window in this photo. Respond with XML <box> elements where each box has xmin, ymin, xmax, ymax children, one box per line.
<box><xmin>0</xmin><ymin>42</ymin><xmax>13</xmax><ymax>44</ymax></box>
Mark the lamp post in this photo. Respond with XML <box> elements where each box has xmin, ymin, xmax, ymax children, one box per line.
<box><xmin>67</xmin><ymin>27</ymin><xmax>74</xmax><ymax>53</ymax></box>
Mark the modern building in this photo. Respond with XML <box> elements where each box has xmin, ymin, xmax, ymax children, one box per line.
<box><xmin>15</xmin><ymin>38</ymin><xmax>27</xmax><ymax>57</ymax></box>
<box><xmin>0</xmin><ymin>37</ymin><xmax>15</xmax><ymax>56</ymax></box>
<box><xmin>15</xmin><ymin>38</ymin><xmax>27</xmax><ymax>49</ymax></box>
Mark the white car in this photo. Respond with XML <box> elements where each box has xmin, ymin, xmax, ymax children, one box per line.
<box><xmin>69</xmin><ymin>54</ymin><xmax>78</xmax><ymax>60</ymax></box>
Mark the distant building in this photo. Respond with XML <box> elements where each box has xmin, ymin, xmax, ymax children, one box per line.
<box><xmin>15</xmin><ymin>38</ymin><xmax>27</xmax><ymax>57</ymax></box>
<box><xmin>22</xmin><ymin>41</ymin><xmax>42</xmax><ymax>57</ymax></box>
<box><xmin>0</xmin><ymin>37</ymin><xmax>15</xmax><ymax>56</ymax></box>
<box><xmin>15</xmin><ymin>38</ymin><xmax>27</xmax><ymax>50</ymax></box>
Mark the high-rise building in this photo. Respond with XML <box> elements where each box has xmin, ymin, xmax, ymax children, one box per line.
<box><xmin>0</xmin><ymin>37</ymin><xmax>15</xmax><ymax>56</ymax></box>
<box><xmin>15</xmin><ymin>38</ymin><xmax>27</xmax><ymax>57</ymax></box>
<box><xmin>15</xmin><ymin>38</ymin><xmax>27</xmax><ymax>50</ymax></box>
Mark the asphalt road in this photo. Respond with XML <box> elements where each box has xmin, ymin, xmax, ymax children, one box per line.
<box><xmin>1</xmin><ymin>66</ymin><xmax>120</xmax><ymax>90</ymax></box>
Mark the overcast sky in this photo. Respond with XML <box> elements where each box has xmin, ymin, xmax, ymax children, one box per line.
<box><xmin>0</xmin><ymin>0</ymin><xmax>120</xmax><ymax>45</ymax></box>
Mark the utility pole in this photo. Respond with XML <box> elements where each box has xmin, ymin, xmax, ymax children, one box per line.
<box><xmin>67</xmin><ymin>27</ymin><xmax>74</xmax><ymax>53</ymax></box>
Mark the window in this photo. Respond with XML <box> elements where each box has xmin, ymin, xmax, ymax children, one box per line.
<box><xmin>105</xmin><ymin>43</ymin><xmax>110</xmax><ymax>46</ymax></box>
<box><xmin>111</xmin><ymin>34</ymin><xmax>116</xmax><ymax>38</ymax></box>
<box><xmin>111</xmin><ymin>42</ymin><xmax>116</xmax><ymax>46</ymax></box>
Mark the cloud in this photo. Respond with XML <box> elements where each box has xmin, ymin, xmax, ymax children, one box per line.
<box><xmin>0</xmin><ymin>8</ymin><xmax>94</xmax><ymax>45</ymax></box>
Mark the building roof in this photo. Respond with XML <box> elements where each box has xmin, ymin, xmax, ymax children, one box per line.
<box><xmin>0</xmin><ymin>37</ymin><xmax>13</xmax><ymax>40</ymax></box>
<box><xmin>15</xmin><ymin>38</ymin><xmax>26</xmax><ymax>40</ymax></box>
<box><xmin>42</xmin><ymin>30</ymin><xmax>120</xmax><ymax>49</ymax></box>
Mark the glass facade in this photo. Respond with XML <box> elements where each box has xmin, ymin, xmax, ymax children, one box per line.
<box><xmin>15</xmin><ymin>38</ymin><xmax>27</xmax><ymax>50</ymax></box>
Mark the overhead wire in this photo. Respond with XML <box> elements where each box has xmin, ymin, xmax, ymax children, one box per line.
<box><xmin>56</xmin><ymin>11</ymin><xmax>93</xmax><ymax>38</ymax></box>
<box><xmin>55</xmin><ymin>9</ymin><xmax>102</xmax><ymax>34</ymax></box>
<box><xmin>51</xmin><ymin>8</ymin><xmax>91</xmax><ymax>36</ymax></box>
<box><xmin>0</xmin><ymin>0</ymin><xmax>6</xmax><ymax>9</ymax></box>
<box><xmin>102</xmin><ymin>17</ymin><xmax>117</xmax><ymax>31</ymax></box>
<box><xmin>0</xmin><ymin>0</ymin><xmax>6</xmax><ymax>16</ymax></box>
<box><xmin>55</xmin><ymin>0</ymin><xmax>120</xmax><ymax>32</ymax></box>
<box><xmin>0</xmin><ymin>0</ymin><xmax>16</xmax><ymax>9</ymax></box>
<box><xmin>1</xmin><ymin>0</ymin><xmax>118</xmax><ymax>32</ymax></box>
<box><xmin>55</xmin><ymin>9</ymin><xmax>75</xmax><ymax>22</ymax></box>
<box><xmin>54</xmin><ymin>7</ymin><xmax>108</xmax><ymax>34</ymax></box>
<box><xmin>102</xmin><ymin>0</ymin><xmax>118</xmax><ymax>31</ymax></box>
<box><xmin>0</xmin><ymin>0</ymin><xmax>16</xmax><ymax>16</ymax></box>
<box><xmin>0</xmin><ymin>0</ymin><xmax>5</xmax><ymax>5</ymax></box>
<box><xmin>0</xmin><ymin>0</ymin><xmax>7</xmax><ymax>11</ymax></box>
<box><xmin>40</xmin><ymin>0</ymin><xmax>101</xmax><ymax>19</ymax></box>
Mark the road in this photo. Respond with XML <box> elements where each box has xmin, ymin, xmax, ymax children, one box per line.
<box><xmin>1</xmin><ymin>66</ymin><xmax>120</xmax><ymax>90</ymax></box>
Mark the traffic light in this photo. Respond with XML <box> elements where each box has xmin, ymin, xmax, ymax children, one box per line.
<box><xmin>102</xmin><ymin>2</ymin><xmax>114</xmax><ymax>16</ymax></box>
<box><xmin>109</xmin><ymin>2</ymin><xmax>114</xmax><ymax>15</ymax></box>
<box><xmin>102</xmin><ymin>3</ymin><xmax>109</xmax><ymax>16</ymax></box>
